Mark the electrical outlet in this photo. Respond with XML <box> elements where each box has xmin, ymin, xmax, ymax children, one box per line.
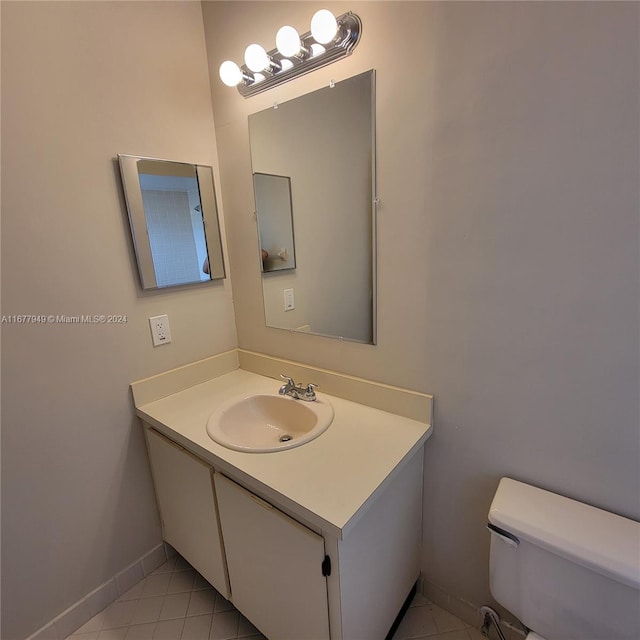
<box><xmin>149</xmin><ymin>314</ymin><xmax>172</xmax><ymax>347</ymax></box>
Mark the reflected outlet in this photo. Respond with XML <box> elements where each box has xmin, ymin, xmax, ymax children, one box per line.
<box><xmin>284</xmin><ymin>288</ymin><xmax>295</xmax><ymax>311</ymax></box>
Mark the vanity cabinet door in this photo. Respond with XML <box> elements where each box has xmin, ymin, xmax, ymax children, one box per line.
<box><xmin>145</xmin><ymin>427</ymin><xmax>229</xmax><ymax>597</ymax></box>
<box><xmin>214</xmin><ymin>474</ymin><xmax>330</xmax><ymax>640</ymax></box>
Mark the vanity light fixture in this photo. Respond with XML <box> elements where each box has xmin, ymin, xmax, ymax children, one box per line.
<box><xmin>218</xmin><ymin>9</ymin><xmax>362</xmax><ymax>98</ymax></box>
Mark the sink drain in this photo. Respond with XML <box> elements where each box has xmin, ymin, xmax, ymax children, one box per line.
<box><xmin>279</xmin><ymin>434</ymin><xmax>293</xmax><ymax>443</ymax></box>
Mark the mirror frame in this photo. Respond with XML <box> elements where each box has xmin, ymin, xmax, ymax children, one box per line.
<box><xmin>118</xmin><ymin>154</ymin><xmax>225</xmax><ymax>290</ymax></box>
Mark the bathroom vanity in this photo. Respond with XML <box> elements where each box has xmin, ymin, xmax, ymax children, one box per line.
<box><xmin>132</xmin><ymin>352</ymin><xmax>433</xmax><ymax>640</ymax></box>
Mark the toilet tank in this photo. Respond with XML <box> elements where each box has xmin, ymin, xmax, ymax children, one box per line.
<box><xmin>488</xmin><ymin>478</ymin><xmax>640</xmax><ymax>640</ymax></box>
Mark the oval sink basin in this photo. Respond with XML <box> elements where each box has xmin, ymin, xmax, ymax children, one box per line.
<box><xmin>206</xmin><ymin>393</ymin><xmax>334</xmax><ymax>453</ymax></box>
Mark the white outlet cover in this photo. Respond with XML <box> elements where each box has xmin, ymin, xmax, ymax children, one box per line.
<box><xmin>149</xmin><ymin>314</ymin><xmax>172</xmax><ymax>347</ymax></box>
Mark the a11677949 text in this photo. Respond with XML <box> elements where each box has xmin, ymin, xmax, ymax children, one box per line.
<box><xmin>1</xmin><ymin>314</ymin><xmax>128</xmax><ymax>324</ymax></box>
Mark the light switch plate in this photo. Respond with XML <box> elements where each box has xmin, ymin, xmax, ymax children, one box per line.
<box><xmin>149</xmin><ymin>314</ymin><xmax>172</xmax><ymax>346</ymax></box>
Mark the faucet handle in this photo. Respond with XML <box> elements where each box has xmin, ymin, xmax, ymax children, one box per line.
<box><xmin>279</xmin><ymin>375</ymin><xmax>295</xmax><ymax>396</ymax></box>
<box><xmin>304</xmin><ymin>383</ymin><xmax>318</xmax><ymax>400</ymax></box>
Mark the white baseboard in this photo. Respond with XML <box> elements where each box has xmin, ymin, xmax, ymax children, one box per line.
<box><xmin>26</xmin><ymin>543</ymin><xmax>169</xmax><ymax>640</ymax></box>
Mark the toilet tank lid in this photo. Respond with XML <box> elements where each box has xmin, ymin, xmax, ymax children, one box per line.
<box><xmin>489</xmin><ymin>478</ymin><xmax>640</xmax><ymax>590</ymax></box>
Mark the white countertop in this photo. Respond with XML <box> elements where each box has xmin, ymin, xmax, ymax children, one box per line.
<box><xmin>136</xmin><ymin>369</ymin><xmax>432</xmax><ymax>539</ymax></box>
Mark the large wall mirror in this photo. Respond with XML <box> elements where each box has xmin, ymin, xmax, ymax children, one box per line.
<box><xmin>249</xmin><ymin>70</ymin><xmax>376</xmax><ymax>344</ymax></box>
<box><xmin>118</xmin><ymin>155</ymin><xmax>225</xmax><ymax>290</ymax></box>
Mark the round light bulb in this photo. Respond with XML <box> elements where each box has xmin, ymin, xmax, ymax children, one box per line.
<box><xmin>276</xmin><ymin>25</ymin><xmax>302</xmax><ymax>57</ymax></box>
<box><xmin>244</xmin><ymin>43</ymin><xmax>270</xmax><ymax>72</ymax></box>
<box><xmin>310</xmin><ymin>9</ymin><xmax>338</xmax><ymax>45</ymax></box>
<box><xmin>218</xmin><ymin>60</ymin><xmax>243</xmax><ymax>87</ymax></box>
<box><xmin>310</xmin><ymin>43</ymin><xmax>326</xmax><ymax>58</ymax></box>
<box><xmin>280</xmin><ymin>59</ymin><xmax>294</xmax><ymax>71</ymax></box>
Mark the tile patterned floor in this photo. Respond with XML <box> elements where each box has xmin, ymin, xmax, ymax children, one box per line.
<box><xmin>66</xmin><ymin>555</ymin><xmax>264</xmax><ymax>640</ymax></box>
<box><xmin>67</xmin><ymin>554</ymin><xmax>485</xmax><ymax>640</ymax></box>
<box><xmin>392</xmin><ymin>593</ymin><xmax>487</xmax><ymax>640</ymax></box>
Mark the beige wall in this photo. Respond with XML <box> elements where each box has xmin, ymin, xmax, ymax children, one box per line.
<box><xmin>203</xmin><ymin>0</ymin><xmax>639</xmax><ymax>615</ymax></box>
<box><xmin>1</xmin><ymin>2</ymin><xmax>237</xmax><ymax>638</ymax></box>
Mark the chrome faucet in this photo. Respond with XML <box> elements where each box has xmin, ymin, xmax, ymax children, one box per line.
<box><xmin>279</xmin><ymin>375</ymin><xmax>318</xmax><ymax>401</ymax></box>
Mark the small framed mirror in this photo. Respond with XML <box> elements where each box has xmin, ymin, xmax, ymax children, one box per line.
<box><xmin>254</xmin><ymin>173</ymin><xmax>296</xmax><ymax>272</ymax></box>
<box><xmin>118</xmin><ymin>154</ymin><xmax>225</xmax><ymax>290</ymax></box>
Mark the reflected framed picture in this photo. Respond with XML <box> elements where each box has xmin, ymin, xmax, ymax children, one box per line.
<box><xmin>254</xmin><ymin>173</ymin><xmax>296</xmax><ymax>273</ymax></box>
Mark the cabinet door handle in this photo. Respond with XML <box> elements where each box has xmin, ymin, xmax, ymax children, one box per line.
<box><xmin>249</xmin><ymin>493</ymin><xmax>273</xmax><ymax>511</ymax></box>
<box><xmin>321</xmin><ymin>555</ymin><xmax>331</xmax><ymax>577</ymax></box>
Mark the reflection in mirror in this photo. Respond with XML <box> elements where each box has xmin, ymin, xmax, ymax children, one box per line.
<box><xmin>118</xmin><ymin>155</ymin><xmax>225</xmax><ymax>290</ymax></box>
<box><xmin>249</xmin><ymin>70</ymin><xmax>376</xmax><ymax>344</ymax></box>
<box><xmin>254</xmin><ymin>173</ymin><xmax>296</xmax><ymax>272</ymax></box>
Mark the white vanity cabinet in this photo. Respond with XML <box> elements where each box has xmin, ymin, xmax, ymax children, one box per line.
<box><xmin>214</xmin><ymin>474</ymin><xmax>331</xmax><ymax>640</ymax></box>
<box><xmin>144</xmin><ymin>423</ymin><xmax>424</xmax><ymax>640</ymax></box>
<box><xmin>134</xmin><ymin>365</ymin><xmax>433</xmax><ymax>640</ymax></box>
<box><xmin>144</xmin><ymin>428</ymin><xmax>229</xmax><ymax>598</ymax></box>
